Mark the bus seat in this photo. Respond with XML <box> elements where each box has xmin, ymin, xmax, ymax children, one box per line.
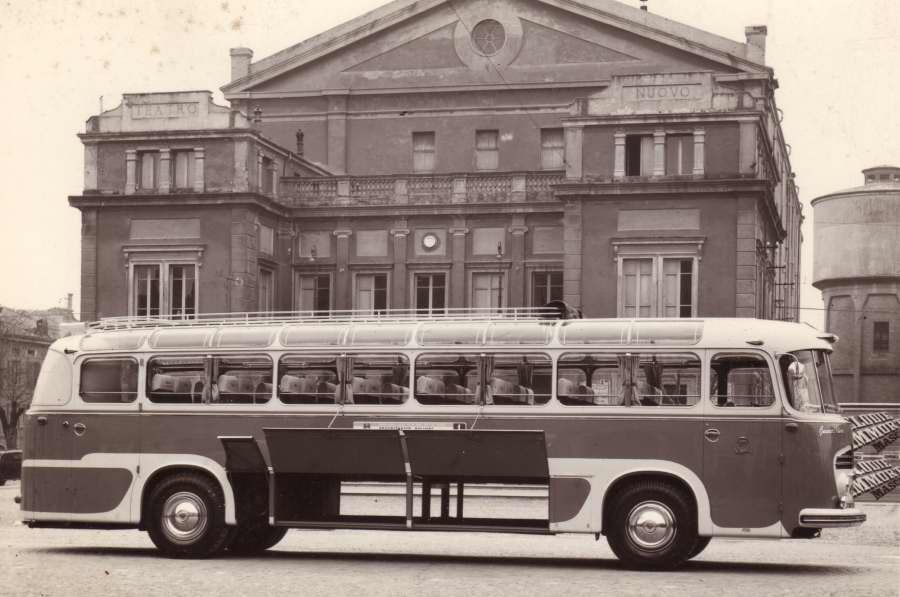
<box><xmin>279</xmin><ymin>375</ymin><xmax>303</xmax><ymax>393</ymax></box>
<box><xmin>416</xmin><ymin>375</ymin><xmax>445</xmax><ymax>395</ymax></box>
<box><xmin>151</xmin><ymin>374</ymin><xmax>176</xmax><ymax>393</ymax></box>
<box><xmin>174</xmin><ymin>377</ymin><xmax>194</xmax><ymax>394</ymax></box>
<box><xmin>218</xmin><ymin>375</ymin><xmax>240</xmax><ymax>394</ymax></box>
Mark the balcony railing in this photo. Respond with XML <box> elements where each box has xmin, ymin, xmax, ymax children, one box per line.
<box><xmin>278</xmin><ymin>171</ymin><xmax>566</xmax><ymax>208</ymax></box>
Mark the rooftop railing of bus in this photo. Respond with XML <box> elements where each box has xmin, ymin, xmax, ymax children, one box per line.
<box><xmin>87</xmin><ymin>308</ymin><xmax>564</xmax><ymax>332</ymax></box>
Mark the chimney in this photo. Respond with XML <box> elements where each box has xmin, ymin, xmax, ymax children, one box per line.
<box><xmin>230</xmin><ymin>47</ymin><xmax>253</xmax><ymax>81</ymax></box>
<box><xmin>66</xmin><ymin>293</ymin><xmax>73</xmax><ymax>313</ymax></box>
<box><xmin>744</xmin><ymin>25</ymin><xmax>767</xmax><ymax>64</ymax></box>
<box><xmin>640</xmin><ymin>0</ymin><xmax>648</xmax><ymax>11</ymax></box>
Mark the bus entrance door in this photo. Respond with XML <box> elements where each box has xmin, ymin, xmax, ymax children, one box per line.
<box><xmin>702</xmin><ymin>415</ymin><xmax>782</xmax><ymax>534</ymax></box>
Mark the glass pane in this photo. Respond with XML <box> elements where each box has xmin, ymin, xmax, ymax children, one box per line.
<box><xmin>80</xmin><ymin>359</ymin><xmax>138</xmax><ymax>403</ymax></box>
<box><xmin>134</xmin><ymin>265</ymin><xmax>160</xmax><ymax>317</ymax></box>
<box><xmin>213</xmin><ymin>327</ymin><xmax>279</xmax><ymax>348</ymax></box>
<box><xmin>485</xmin><ymin>353</ymin><xmax>552</xmax><ymax>406</ymax></box>
<box><xmin>417</xmin><ymin>323</ymin><xmax>485</xmax><ymax>346</ymax></box>
<box><xmin>558</xmin><ymin>353</ymin><xmax>622</xmax><ymax>406</ymax></box>
<box><xmin>349</xmin><ymin>354</ymin><xmax>409</xmax><ymax>405</ymax></box>
<box><xmin>634</xmin><ymin>353</ymin><xmax>701</xmax><ymax>406</ymax></box>
<box><xmin>631</xmin><ymin>321</ymin><xmax>704</xmax><ymax>345</ymax></box>
<box><xmin>347</xmin><ymin>324</ymin><xmax>414</xmax><ymax>346</ymax></box>
<box><xmin>281</xmin><ymin>324</ymin><xmax>346</xmax><ymax>346</ymax></box>
<box><xmin>710</xmin><ymin>353</ymin><xmax>775</xmax><ymax>408</ymax></box>
<box><xmin>215</xmin><ymin>355</ymin><xmax>272</xmax><ymax>405</ymax></box>
<box><xmin>486</xmin><ymin>322</ymin><xmax>552</xmax><ymax>345</ymax></box>
<box><xmin>414</xmin><ymin>353</ymin><xmax>479</xmax><ymax>405</ymax></box>
<box><xmin>149</xmin><ymin>328</ymin><xmax>215</xmax><ymax>349</ymax></box>
<box><xmin>81</xmin><ymin>331</ymin><xmax>149</xmax><ymax>351</ymax></box>
<box><xmin>560</xmin><ymin>321</ymin><xmax>629</xmax><ymax>345</ymax></box>
<box><xmin>279</xmin><ymin>354</ymin><xmax>339</xmax><ymax>404</ymax></box>
<box><xmin>147</xmin><ymin>356</ymin><xmax>206</xmax><ymax>404</ymax></box>
<box><xmin>169</xmin><ymin>265</ymin><xmax>196</xmax><ymax>319</ymax></box>
<box><xmin>139</xmin><ymin>152</ymin><xmax>156</xmax><ymax>189</ymax></box>
<box><xmin>174</xmin><ymin>151</ymin><xmax>194</xmax><ymax>188</ymax></box>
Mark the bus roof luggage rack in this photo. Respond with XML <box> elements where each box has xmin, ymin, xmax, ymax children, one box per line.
<box><xmin>88</xmin><ymin>304</ymin><xmax>580</xmax><ymax>331</ymax></box>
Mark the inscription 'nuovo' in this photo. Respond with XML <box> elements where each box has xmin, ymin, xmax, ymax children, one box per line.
<box><xmin>130</xmin><ymin>102</ymin><xmax>200</xmax><ymax>119</ymax></box>
<box><xmin>632</xmin><ymin>85</ymin><xmax>693</xmax><ymax>100</ymax></box>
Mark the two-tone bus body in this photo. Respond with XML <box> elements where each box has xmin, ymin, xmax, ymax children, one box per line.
<box><xmin>20</xmin><ymin>315</ymin><xmax>864</xmax><ymax>568</ymax></box>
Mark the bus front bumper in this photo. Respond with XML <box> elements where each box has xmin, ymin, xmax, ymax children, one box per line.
<box><xmin>799</xmin><ymin>508</ymin><xmax>866</xmax><ymax>528</ymax></box>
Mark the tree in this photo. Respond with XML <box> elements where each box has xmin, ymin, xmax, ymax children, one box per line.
<box><xmin>0</xmin><ymin>313</ymin><xmax>46</xmax><ymax>449</ymax></box>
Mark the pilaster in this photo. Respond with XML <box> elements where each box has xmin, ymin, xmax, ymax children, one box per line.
<box><xmin>391</xmin><ymin>226</ymin><xmax>410</xmax><ymax>310</ymax></box>
<box><xmin>449</xmin><ymin>226</ymin><xmax>469</xmax><ymax>309</ymax></box>
<box><xmin>333</xmin><ymin>229</ymin><xmax>353</xmax><ymax>310</ymax></box>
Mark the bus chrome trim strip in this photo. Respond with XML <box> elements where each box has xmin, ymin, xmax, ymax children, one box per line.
<box><xmin>798</xmin><ymin>508</ymin><xmax>866</xmax><ymax>528</ymax></box>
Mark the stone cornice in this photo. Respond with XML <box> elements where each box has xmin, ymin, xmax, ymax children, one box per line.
<box><xmin>68</xmin><ymin>192</ymin><xmax>292</xmax><ymax>218</ymax></box>
<box><xmin>553</xmin><ymin>176</ymin><xmax>772</xmax><ymax>197</ymax></box>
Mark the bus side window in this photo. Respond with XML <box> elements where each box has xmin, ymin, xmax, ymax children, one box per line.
<box><xmin>350</xmin><ymin>353</ymin><xmax>409</xmax><ymax>405</ymax></box>
<box><xmin>147</xmin><ymin>356</ymin><xmax>205</xmax><ymax>404</ymax></box>
<box><xmin>634</xmin><ymin>354</ymin><xmax>701</xmax><ymax>407</ymax></box>
<box><xmin>557</xmin><ymin>353</ymin><xmax>617</xmax><ymax>406</ymax></box>
<box><xmin>278</xmin><ymin>354</ymin><xmax>339</xmax><ymax>405</ymax></box>
<box><xmin>414</xmin><ymin>354</ymin><xmax>478</xmax><ymax>405</ymax></box>
<box><xmin>80</xmin><ymin>358</ymin><xmax>138</xmax><ymax>403</ymax></box>
<box><xmin>485</xmin><ymin>353</ymin><xmax>552</xmax><ymax>406</ymax></box>
<box><xmin>215</xmin><ymin>355</ymin><xmax>272</xmax><ymax>405</ymax></box>
<box><xmin>710</xmin><ymin>353</ymin><xmax>775</xmax><ymax>407</ymax></box>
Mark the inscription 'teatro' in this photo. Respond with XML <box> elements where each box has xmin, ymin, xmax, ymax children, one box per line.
<box><xmin>130</xmin><ymin>102</ymin><xmax>200</xmax><ymax>119</ymax></box>
<box><xmin>633</xmin><ymin>85</ymin><xmax>693</xmax><ymax>100</ymax></box>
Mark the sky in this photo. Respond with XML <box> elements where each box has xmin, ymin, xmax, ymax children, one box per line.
<box><xmin>0</xmin><ymin>0</ymin><xmax>898</xmax><ymax>327</ymax></box>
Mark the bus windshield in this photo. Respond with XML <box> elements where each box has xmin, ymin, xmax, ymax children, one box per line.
<box><xmin>781</xmin><ymin>350</ymin><xmax>840</xmax><ymax>414</ymax></box>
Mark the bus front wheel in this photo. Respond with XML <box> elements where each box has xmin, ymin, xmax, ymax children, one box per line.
<box><xmin>606</xmin><ymin>480</ymin><xmax>697</xmax><ymax>570</ymax></box>
<box><xmin>146</xmin><ymin>472</ymin><xmax>231</xmax><ymax>558</ymax></box>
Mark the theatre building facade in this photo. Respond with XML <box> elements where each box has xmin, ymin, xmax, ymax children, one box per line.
<box><xmin>70</xmin><ymin>0</ymin><xmax>802</xmax><ymax>322</ymax></box>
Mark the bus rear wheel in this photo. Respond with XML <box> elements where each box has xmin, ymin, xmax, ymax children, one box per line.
<box><xmin>606</xmin><ymin>480</ymin><xmax>697</xmax><ymax>570</ymax></box>
<box><xmin>146</xmin><ymin>472</ymin><xmax>231</xmax><ymax>558</ymax></box>
<box><xmin>228</xmin><ymin>522</ymin><xmax>287</xmax><ymax>555</ymax></box>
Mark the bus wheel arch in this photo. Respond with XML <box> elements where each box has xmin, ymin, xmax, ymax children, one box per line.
<box><xmin>140</xmin><ymin>464</ymin><xmax>235</xmax><ymax>530</ymax></box>
<box><xmin>601</xmin><ymin>473</ymin><xmax>699</xmax><ymax>569</ymax></box>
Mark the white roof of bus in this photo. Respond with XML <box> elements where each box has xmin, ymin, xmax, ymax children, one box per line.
<box><xmin>52</xmin><ymin>318</ymin><xmax>833</xmax><ymax>355</ymax></box>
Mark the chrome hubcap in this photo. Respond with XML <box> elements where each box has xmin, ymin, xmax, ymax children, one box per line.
<box><xmin>626</xmin><ymin>501</ymin><xmax>676</xmax><ymax>552</ymax></box>
<box><xmin>161</xmin><ymin>492</ymin><xmax>208</xmax><ymax>545</ymax></box>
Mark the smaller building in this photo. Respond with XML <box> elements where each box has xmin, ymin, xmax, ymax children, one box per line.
<box><xmin>812</xmin><ymin>166</ymin><xmax>900</xmax><ymax>406</ymax></box>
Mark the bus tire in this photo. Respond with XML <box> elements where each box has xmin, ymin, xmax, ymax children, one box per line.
<box><xmin>605</xmin><ymin>480</ymin><xmax>697</xmax><ymax>570</ymax></box>
<box><xmin>689</xmin><ymin>536</ymin><xmax>711</xmax><ymax>559</ymax></box>
<box><xmin>228</xmin><ymin>523</ymin><xmax>287</xmax><ymax>555</ymax></box>
<box><xmin>146</xmin><ymin>472</ymin><xmax>231</xmax><ymax>558</ymax></box>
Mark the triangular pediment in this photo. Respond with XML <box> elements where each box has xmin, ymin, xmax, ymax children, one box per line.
<box><xmin>344</xmin><ymin>22</ymin><xmax>464</xmax><ymax>72</ymax></box>
<box><xmin>224</xmin><ymin>0</ymin><xmax>766</xmax><ymax>97</ymax></box>
<box><xmin>514</xmin><ymin>18</ymin><xmax>637</xmax><ymax>65</ymax></box>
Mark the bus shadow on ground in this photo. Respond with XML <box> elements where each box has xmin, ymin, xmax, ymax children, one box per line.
<box><xmin>34</xmin><ymin>546</ymin><xmax>858</xmax><ymax>575</ymax></box>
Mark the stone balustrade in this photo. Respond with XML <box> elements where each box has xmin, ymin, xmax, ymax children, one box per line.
<box><xmin>278</xmin><ymin>171</ymin><xmax>566</xmax><ymax>207</ymax></box>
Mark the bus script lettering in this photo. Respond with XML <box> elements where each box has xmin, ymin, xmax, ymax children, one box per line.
<box><xmin>353</xmin><ymin>421</ymin><xmax>467</xmax><ymax>431</ymax></box>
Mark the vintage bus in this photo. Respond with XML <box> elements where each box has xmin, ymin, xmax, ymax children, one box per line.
<box><xmin>19</xmin><ymin>311</ymin><xmax>864</xmax><ymax>569</ymax></box>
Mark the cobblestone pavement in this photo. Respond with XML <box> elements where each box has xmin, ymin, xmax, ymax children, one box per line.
<box><xmin>2</xmin><ymin>483</ymin><xmax>897</xmax><ymax>597</ymax></box>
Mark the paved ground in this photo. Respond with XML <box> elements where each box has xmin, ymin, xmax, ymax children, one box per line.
<box><xmin>1</xmin><ymin>482</ymin><xmax>897</xmax><ymax>597</ymax></box>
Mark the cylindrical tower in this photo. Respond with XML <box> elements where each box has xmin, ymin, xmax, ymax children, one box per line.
<box><xmin>812</xmin><ymin>166</ymin><xmax>900</xmax><ymax>406</ymax></box>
